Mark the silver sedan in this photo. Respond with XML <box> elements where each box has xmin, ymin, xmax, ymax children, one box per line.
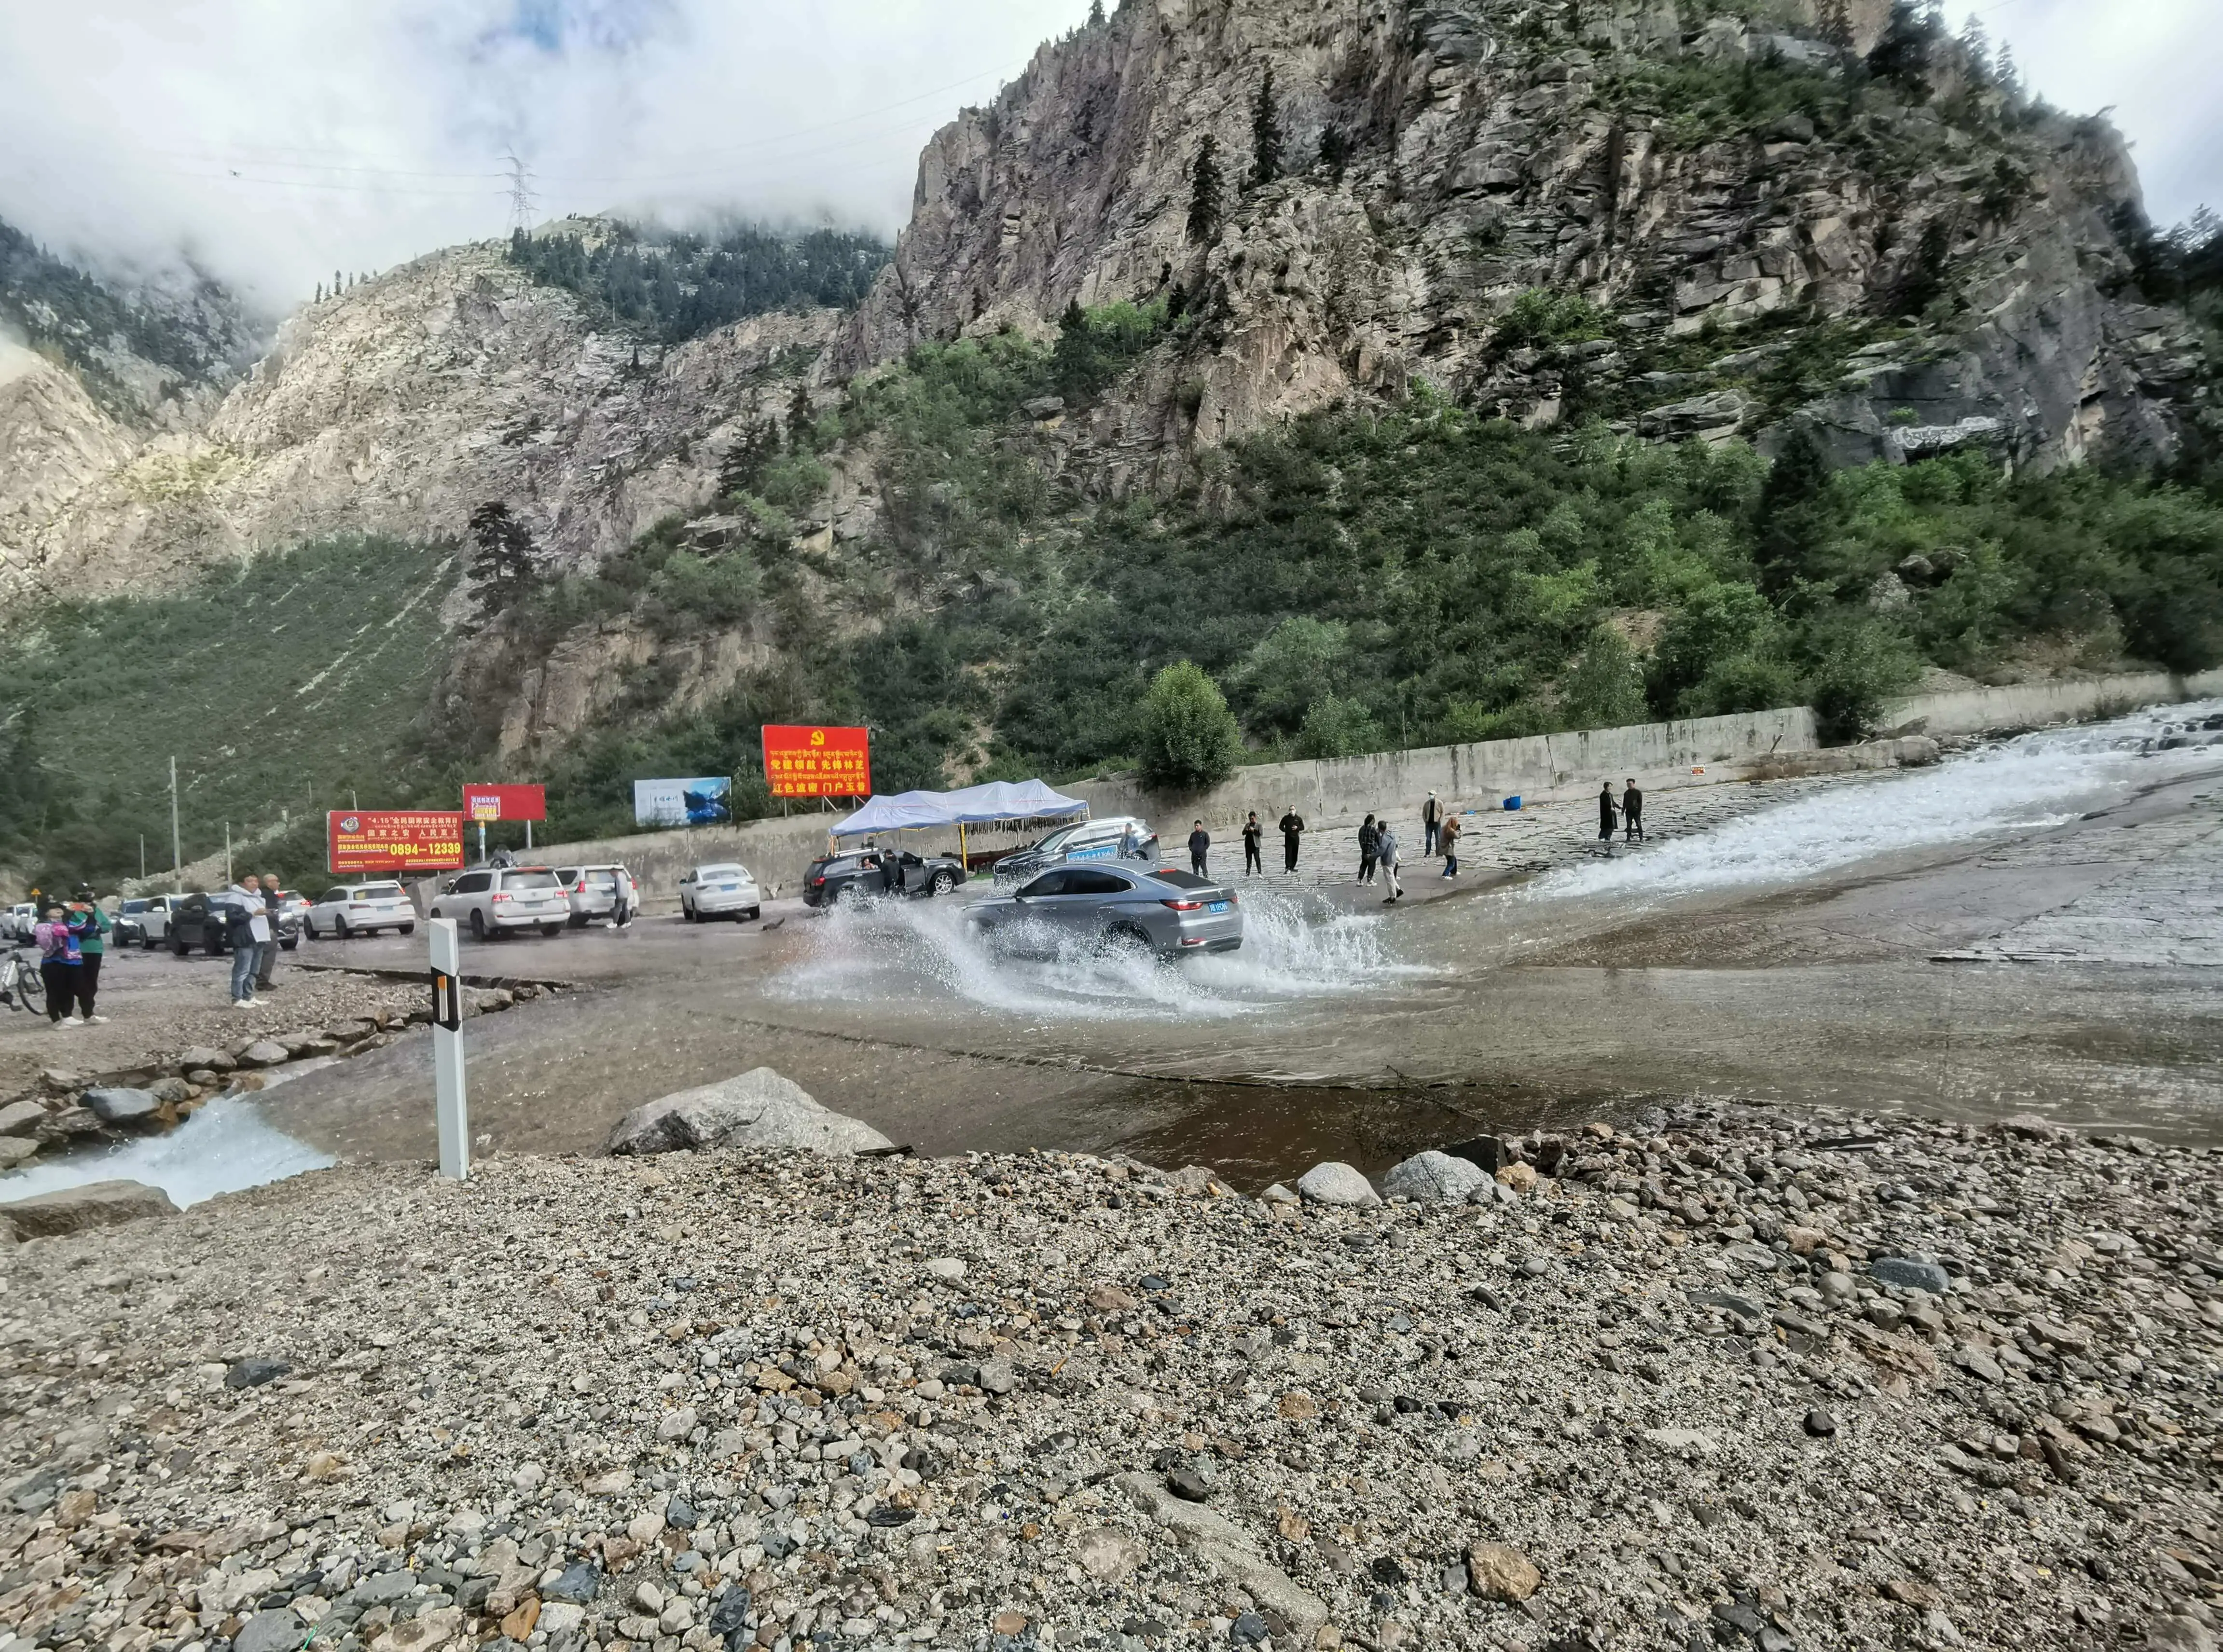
<box><xmin>967</xmin><ymin>865</ymin><xmax>1242</xmax><ymax>958</ymax></box>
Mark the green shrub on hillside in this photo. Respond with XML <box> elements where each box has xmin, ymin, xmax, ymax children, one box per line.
<box><xmin>1136</xmin><ymin>662</ymin><xmax>1243</xmax><ymax>791</ymax></box>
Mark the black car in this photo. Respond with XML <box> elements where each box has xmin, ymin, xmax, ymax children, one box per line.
<box><xmin>168</xmin><ymin>892</ymin><xmax>301</xmax><ymax>956</ymax></box>
<box><xmin>803</xmin><ymin>848</ymin><xmax>967</xmax><ymax>907</ymax></box>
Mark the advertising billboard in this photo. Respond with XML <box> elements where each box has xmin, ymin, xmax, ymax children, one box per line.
<box><xmin>633</xmin><ymin>777</ymin><xmax>733</xmax><ymax>828</ymax></box>
<box><xmin>328</xmin><ymin>811</ymin><xmax>467</xmax><ymax>877</ymax></box>
<box><xmin>761</xmin><ymin>724</ymin><xmax>871</xmax><ymax>799</ymax></box>
<box><xmin>462</xmin><ymin>784</ymin><xmax>546</xmax><ymax>823</ymax></box>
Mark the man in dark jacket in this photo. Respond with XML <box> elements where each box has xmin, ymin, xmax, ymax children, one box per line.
<box><xmin>1241</xmin><ymin>813</ymin><xmax>1263</xmax><ymax>876</ymax></box>
<box><xmin>1278</xmin><ymin>810</ymin><xmax>1306</xmax><ymax>872</ymax></box>
<box><xmin>1422</xmin><ymin>792</ymin><xmax>1442</xmax><ymax>856</ymax></box>
<box><xmin>1187</xmin><ymin>821</ymin><xmax>1210</xmax><ymax>876</ymax></box>
<box><xmin>1356</xmin><ymin>814</ymin><xmax>1378</xmax><ymax>884</ymax></box>
<box><xmin>1597</xmin><ymin>783</ymin><xmax>1618</xmax><ymax>854</ymax></box>
<box><xmin>1622</xmin><ymin>778</ymin><xmax>1645</xmax><ymax>842</ymax></box>
<box><xmin>258</xmin><ymin>872</ymin><xmax>285</xmax><ymax>992</ymax></box>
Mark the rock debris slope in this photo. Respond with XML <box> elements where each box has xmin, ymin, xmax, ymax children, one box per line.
<box><xmin>2</xmin><ymin>1104</ymin><xmax>2220</xmax><ymax>1651</ymax></box>
<box><xmin>845</xmin><ymin>0</ymin><xmax>2206</xmax><ymax>485</ymax></box>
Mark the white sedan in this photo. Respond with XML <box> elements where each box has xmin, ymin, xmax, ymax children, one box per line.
<box><xmin>679</xmin><ymin>862</ymin><xmax>761</xmax><ymax>921</ymax></box>
<box><xmin>304</xmin><ymin>881</ymin><xmax>418</xmax><ymax>939</ymax></box>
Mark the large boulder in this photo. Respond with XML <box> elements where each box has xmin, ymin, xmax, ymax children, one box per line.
<box><xmin>1295</xmin><ymin>1162</ymin><xmax>1380</xmax><ymax>1208</ymax></box>
<box><xmin>606</xmin><ymin>1068</ymin><xmax>891</xmax><ymax>1156</ymax></box>
<box><xmin>1382</xmin><ymin>1149</ymin><xmax>1489</xmax><ymax>1204</ymax></box>
<box><xmin>0</xmin><ymin>1100</ymin><xmax>47</xmax><ymax>1136</ymax></box>
<box><xmin>0</xmin><ymin>1180</ymin><xmax>179</xmax><ymax>1240</ymax></box>
<box><xmin>0</xmin><ymin>1138</ymin><xmax>38</xmax><ymax>1168</ymax></box>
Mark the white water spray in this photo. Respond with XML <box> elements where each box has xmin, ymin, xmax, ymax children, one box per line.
<box><xmin>0</xmin><ymin>1095</ymin><xmax>333</xmax><ymax>1208</ymax></box>
<box><xmin>773</xmin><ymin>885</ymin><xmax>1426</xmax><ymax>1022</ymax></box>
<box><xmin>1536</xmin><ymin>700</ymin><xmax>2223</xmax><ymax>902</ymax></box>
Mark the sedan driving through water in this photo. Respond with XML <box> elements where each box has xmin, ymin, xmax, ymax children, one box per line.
<box><xmin>966</xmin><ymin>865</ymin><xmax>1242</xmax><ymax>958</ymax></box>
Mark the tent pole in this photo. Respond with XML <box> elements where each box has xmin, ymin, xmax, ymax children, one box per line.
<box><xmin>960</xmin><ymin>820</ymin><xmax>968</xmax><ymax>870</ymax></box>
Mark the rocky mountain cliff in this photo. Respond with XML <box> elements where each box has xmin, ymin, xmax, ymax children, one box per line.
<box><xmin>843</xmin><ymin>0</ymin><xmax>2206</xmax><ymax>485</ymax></box>
<box><xmin>1</xmin><ymin>240</ymin><xmax>837</xmax><ymax>609</ymax></box>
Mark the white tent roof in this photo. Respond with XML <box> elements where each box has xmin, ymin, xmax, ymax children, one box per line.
<box><xmin>831</xmin><ymin>780</ymin><xmax>1089</xmax><ymax>838</ymax></box>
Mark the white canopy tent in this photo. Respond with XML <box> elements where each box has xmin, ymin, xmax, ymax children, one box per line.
<box><xmin>830</xmin><ymin>780</ymin><xmax>1090</xmax><ymax>866</ymax></box>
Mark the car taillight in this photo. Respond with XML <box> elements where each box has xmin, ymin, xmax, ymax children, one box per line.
<box><xmin>811</xmin><ymin>876</ymin><xmax>825</xmax><ymax>886</ymax></box>
<box><xmin>492</xmin><ymin>892</ymin><xmax>511</xmax><ymax>903</ymax></box>
<box><xmin>1161</xmin><ymin>899</ymin><xmax>1203</xmax><ymax>911</ymax></box>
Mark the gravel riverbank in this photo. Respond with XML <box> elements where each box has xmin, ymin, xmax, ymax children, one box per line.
<box><xmin>1</xmin><ymin>1103</ymin><xmax>2219</xmax><ymax>1652</ymax></box>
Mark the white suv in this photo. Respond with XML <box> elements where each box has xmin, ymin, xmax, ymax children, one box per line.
<box><xmin>429</xmin><ymin>866</ymin><xmax>570</xmax><ymax>939</ymax></box>
<box><xmin>304</xmin><ymin>881</ymin><xmax>418</xmax><ymax>939</ymax></box>
<box><xmin>554</xmin><ymin>864</ymin><xmax>635</xmax><ymax>926</ymax></box>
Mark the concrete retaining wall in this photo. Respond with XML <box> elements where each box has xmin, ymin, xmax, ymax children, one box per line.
<box><xmin>1887</xmin><ymin>669</ymin><xmax>2223</xmax><ymax>738</ymax></box>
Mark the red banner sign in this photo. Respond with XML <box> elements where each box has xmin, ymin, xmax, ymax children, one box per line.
<box><xmin>328</xmin><ymin>811</ymin><xmax>467</xmax><ymax>877</ymax></box>
<box><xmin>462</xmin><ymin>783</ymin><xmax>547</xmax><ymax>823</ymax></box>
<box><xmin>761</xmin><ymin>725</ymin><xmax>871</xmax><ymax>799</ymax></box>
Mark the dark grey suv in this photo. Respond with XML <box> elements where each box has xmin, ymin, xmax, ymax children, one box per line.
<box><xmin>967</xmin><ymin>866</ymin><xmax>1242</xmax><ymax>958</ymax></box>
<box><xmin>804</xmin><ymin>849</ymin><xmax>967</xmax><ymax>907</ymax></box>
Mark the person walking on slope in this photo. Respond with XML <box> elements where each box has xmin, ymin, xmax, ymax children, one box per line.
<box><xmin>33</xmin><ymin>906</ymin><xmax>82</xmax><ymax>1027</ymax></box>
<box><xmin>1422</xmin><ymin>792</ymin><xmax>1442</xmax><ymax>857</ymax></box>
<box><xmin>1597</xmin><ymin>782</ymin><xmax>1619</xmax><ymax>855</ymax></box>
<box><xmin>1440</xmin><ymin>811</ymin><xmax>1463</xmax><ymax>878</ymax></box>
<box><xmin>1241</xmin><ymin>812</ymin><xmax>1263</xmax><ymax>876</ymax></box>
<box><xmin>1356</xmin><ymin>814</ymin><xmax>1379</xmax><ymax>885</ymax></box>
<box><xmin>1622</xmin><ymin>778</ymin><xmax>1646</xmax><ymax>843</ymax></box>
<box><xmin>67</xmin><ymin>890</ymin><xmax>110</xmax><ymax>1023</ymax></box>
<box><xmin>1278</xmin><ymin>809</ymin><xmax>1306</xmax><ymax>873</ymax></box>
<box><xmin>1187</xmin><ymin>820</ymin><xmax>1211</xmax><ymax>876</ymax></box>
<box><xmin>1377</xmin><ymin>820</ymin><xmax>1404</xmax><ymax>904</ymax></box>
<box><xmin>225</xmin><ymin>874</ymin><xmax>268</xmax><ymax>1008</ymax></box>
<box><xmin>257</xmin><ymin>871</ymin><xmax>284</xmax><ymax>994</ymax></box>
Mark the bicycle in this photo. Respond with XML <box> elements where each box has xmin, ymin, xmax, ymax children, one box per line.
<box><xmin>0</xmin><ymin>947</ymin><xmax>44</xmax><ymax>1017</ymax></box>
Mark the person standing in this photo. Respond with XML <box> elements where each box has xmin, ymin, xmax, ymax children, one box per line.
<box><xmin>1241</xmin><ymin>812</ymin><xmax>1263</xmax><ymax>876</ymax></box>
<box><xmin>257</xmin><ymin>872</ymin><xmax>284</xmax><ymax>994</ymax></box>
<box><xmin>34</xmin><ymin>906</ymin><xmax>82</xmax><ymax>1027</ymax></box>
<box><xmin>1187</xmin><ymin>820</ymin><xmax>1211</xmax><ymax>875</ymax></box>
<box><xmin>1422</xmin><ymin>792</ymin><xmax>1442</xmax><ymax>857</ymax></box>
<box><xmin>1622</xmin><ymin>778</ymin><xmax>1645</xmax><ymax>843</ymax></box>
<box><xmin>612</xmin><ymin>865</ymin><xmax>636</xmax><ymax>928</ymax></box>
<box><xmin>67</xmin><ymin>890</ymin><xmax>110</xmax><ymax>1023</ymax></box>
<box><xmin>1121</xmin><ymin>821</ymin><xmax>1145</xmax><ymax>861</ymax></box>
<box><xmin>1440</xmin><ymin>812</ymin><xmax>1463</xmax><ymax>878</ymax></box>
<box><xmin>1596</xmin><ymin>783</ymin><xmax>1618</xmax><ymax>854</ymax></box>
<box><xmin>1278</xmin><ymin>808</ymin><xmax>1306</xmax><ymax>872</ymax></box>
<box><xmin>1377</xmin><ymin>821</ymin><xmax>1404</xmax><ymax>905</ymax></box>
<box><xmin>226</xmin><ymin>874</ymin><xmax>267</xmax><ymax>1008</ymax></box>
<box><xmin>1357</xmin><ymin>814</ymin><xmax>1379</xmax><ymax>885</ymax></box>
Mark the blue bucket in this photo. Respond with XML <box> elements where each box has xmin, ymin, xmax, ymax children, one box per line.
<box><xmin>1503</xmin><ymin>796</ymin><xmax>1521</xmax><ymax>811</ymax></box>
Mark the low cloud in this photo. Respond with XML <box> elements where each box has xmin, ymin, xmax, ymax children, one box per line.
<box><xmin>0</xmin><ymin>0</ymin><xmax>1090</xmax><ymax>312</ymax></box>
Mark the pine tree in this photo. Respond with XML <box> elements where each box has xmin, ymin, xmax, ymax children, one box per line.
<box><xmin>1187</xmin><ymin>134</ymin><xmax>1223</xmax><ymax>243</ymax></box>
<box><xmin>788</xmin><ymin>382</ymin><xmax>815</xmax><ymax>451</ymax></box>
<box><xmin>1087</xmin><ymin>0</ymin><xmax>1104</xmax><ymax>24</ymax></box>
<box><xmin>1249</xmin><ymin>69</ymin><xmax>1282</xmax><ymax>189</ymax></box>
<box><xmin>1317</xmin><ymin>125</ymin><xmax>1351</xmax><ymax>181</ymax></box>
<box><xmin>314</xmin><ymin>283</ymin><xmax>322</xmax><ymax>303</ymax></box>
<box><xmin>1994</xmin><ymin>41</ymin><xmax>2021</xmax><ymax>100</ymax></box>
<box><xmin>1958</xmin><ymin>14</ymin><xmax>1990</xmax><ymax>81</ymax></box>
<box><xmin>466</xmin><ymin>502</ymin><xmax>538</xmax><ymax>617</ymax></box>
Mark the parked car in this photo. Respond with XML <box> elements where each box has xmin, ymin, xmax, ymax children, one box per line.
<box><xmin>989</xmin><ymin>816</ymin><xmax>1159</xmax><ymax>885</ymax></box>
<box><xmin>168</xmin><ymin>892</ymin><xmax>301</xmax><ymax>955</ymax></box>
<box><xmin>967</xmin><ymin>865</ymin><xmax>1242</xmax><ymax>958</ymax></box>
<box><xmin>803</xmin><ymin>848</ymin><xmax>966</xmax><ymax>908</ymax></box>
<box><xmin>678</xmin><ymin>862</ymin><xmax>761</xmax><ymax>922</ymax></box>
<box><xmin>428</xmin><ymin>866</ymin><xmax>569</xmax><ymax>939</ymax></box>
<box><xmin>304</xmin><ymin>881</ymin><xmax>417</xmax><ymax>939</ymax></box>
<box><xmin>116</xmin><ymin>893</ymin><xmax>189</xmax><ymax>948</ymax></box>
<box><xmin>554</xmin><ymin>865</ymin><xmax>635</xmax><ymax>926</ymax></box>
<box><xmin>7</xmin><ymin>902</ymin><xmax>38</xmax><ymax>940</ymax></box>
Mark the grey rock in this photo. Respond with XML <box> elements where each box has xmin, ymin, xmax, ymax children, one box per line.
<box><xmin>226</xmin><ymin>1357</ymin><xmax>292</xmax><ymax>1389</ymax></box>
<box><xmin>235</xmin><ymin>1609</ymin><xmax>303</xmax><ymax>1652</ymax></box>
<box><xmin>605</xmin><ymin>1067</ymin><xmax>892</xmax><ymax>1156</ymax></box>
<box><xmin>1804</xmin><ymin>1409</ymin><xmax>1837</xmax><ymax>1437</ymax></box>
<box><xmin>82</xmin><ymin>1087</ymin><xmax>160</xmax><ymax>1124</ymax></box>
<box><xmin>977</xmin><ymin>1358</ymin><xmax>1018</xmax><ymax>1395</ymax></box>
<box><xmin>0</xmin><ymin>1179</ymin><xmax>179</xmax><ymax>1239</ymax></box>
<box><xmin>148</xmin><ymin>1075</ymin><xmax>193</xmax><ymax>1105</ymax></box>
<box><xmin>349</xmin><ymin>1572</ymin><xmax>417</xmax><ymax>1608</ymax></box>
<box><xmin>542</xmin><ymin>1564</ymin><xmax>601</xmax><ymax>1604</ymax></box>
<box><xmin>2147</xmin><ymin>1617</ymin><xmax>2217</xmax><ymax>1652</ymax></box>
<box><xmin>1294</xmin><ymin>1161</ymin><xmax>1379</xmax><ymax>1207</ymax></box>
<box><xmin>238</xmin><ymin>1040</ymin><xmax>292</xmax><ymax>1068</ymax></box>
<box><xmin>177</xmin><ymin>1046</ymin><xmax>235</xmax><ymax>1072</ymax></box>
<box><xmin>1381</xmin><ymin>1150</ymin><xmax>1489</xmax><ymax>1204</ymax></box>
<box><xmin>0</xmin><ymin>1099</ymin><xmax>47</xmax><ymax>1135</ymax></box>
<box><xmin>1871</xmin><ymin>1256</ymin><xmax>1951</xmax><ymax>1294</ymax></box>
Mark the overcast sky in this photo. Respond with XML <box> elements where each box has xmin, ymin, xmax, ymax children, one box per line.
<box><xmin>0</xmin><ymin>0</ymin><xmax>2214</xmax><ymax>315</ymax></box>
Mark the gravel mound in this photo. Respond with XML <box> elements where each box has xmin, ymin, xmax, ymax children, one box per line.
<box><xmin>0</xmin><ymin>1103</ymin><xmax>2218</xmax><ymax>1652</ymax></box>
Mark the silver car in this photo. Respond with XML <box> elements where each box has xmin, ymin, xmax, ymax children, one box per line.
<box><xmin>990</xmin><ymin>815</ymin><xmax>1160</xmax><ymax>885</ymax></box>
<box><xmin>967</xmin><ymin>865</ymin><xmax>1242</xmax><ymax>958</ymax></box>
<box><xmin>555</xmin><ymin>864</ymin><xmax>635</xmax><ymax>925</ymax></box>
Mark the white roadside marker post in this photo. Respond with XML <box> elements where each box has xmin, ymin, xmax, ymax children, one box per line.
<box><xmin>429</xmin><ymin>917</ymin><xmax>469</xmax><ymax>1179</ymax></box>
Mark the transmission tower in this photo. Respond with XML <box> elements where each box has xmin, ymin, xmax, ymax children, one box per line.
<box><xmin>502</xmin><ymin>150</ymin><xmax>539</xmax><ymax>237</ymax></box>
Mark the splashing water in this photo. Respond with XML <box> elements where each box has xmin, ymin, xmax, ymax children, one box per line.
<box><xmin>0</xmin><ymin>1095</ymin><xmax>333</xmax><ymax>1209</ymax></box>
<box><xmin>1535</xmin><ymin>699</ymin><xmax>2223</xmax><ymax>902</ymax></box>
<box><xmin>773</xmin><ymin>885</ymin><xmax>1427</xmax><ymax>1021</ymax></box>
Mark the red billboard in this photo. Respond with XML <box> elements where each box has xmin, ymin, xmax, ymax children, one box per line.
<box><xmin>761</xmin><ymin>725</ymin><xmax>871</xmax><ymax>799</ymax></box>
<box><xmin>462</xmin><ymin>783</ymin><xmax>547</xmax><ymax>823</ymax></box>
<box><xmin>328</xmin><ymin>811</ymin><xmax>467</xmax><ymax>877</ymax></box>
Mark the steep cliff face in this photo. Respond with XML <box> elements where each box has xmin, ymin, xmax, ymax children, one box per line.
<box><xmin>843</xmin><ymin>0</ymin><xmax>2203</xmax><ymax>482</ymax></box>
<box><xmin>2</xmin><ymin>243</ymin><xmax>839</xmax><ymax>609</ymax></box>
